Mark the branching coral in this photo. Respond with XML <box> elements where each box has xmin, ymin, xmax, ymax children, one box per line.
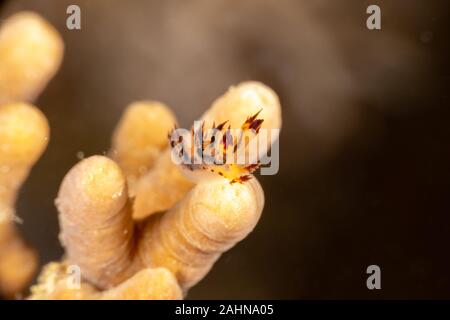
<box><xmin>0</xmin><ymin>12</ymin><xmax>63</xmax><ymax>298</ymax></box>
<box><xmin>30</xmin><ymin>81</ymin><xmax>282</xmax><ymax>299</ymax></box>
<box><xmin>0</xmin><ymin>10</ymin><xmax>282</xmax><ymax>300</ymax></box>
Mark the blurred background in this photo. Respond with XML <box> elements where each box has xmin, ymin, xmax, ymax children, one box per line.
<box><xmin>1</xmin><ymin>0</ymin><xmax>449</xmax><ymax>299</ymax></box>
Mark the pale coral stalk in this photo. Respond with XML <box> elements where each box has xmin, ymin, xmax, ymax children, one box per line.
<box><xmin>56</xmin><ymin>156</ymin><xmax>136</xmax><ymax>289</ymax></box>
<box><xmin>110</xmin><ymin>101</ymin><xmax>177</xmax><ymax>196</ymax></box>
<box><xmin>0</xmin><ymin>12</ymin><xmax>64</xmax><ymax>104</ymax></box>
<box><xmin>0</xmin><ymin>102</ymin><xmax>49</xmax><ymax>297</ymax></box>
<box><xmin>29</xmin><ymin>262</ymin><xmax>181</xmax><ymax>300</ymax></box>
<box><xmin>0</xmin><ymin>11</ymin><xmax>62</xmax><ymax>298</ymax></box>
<box><xmin>136</xmin><ymin>177</ymin><xmax>264</xmax><ymax>290</ymax></box>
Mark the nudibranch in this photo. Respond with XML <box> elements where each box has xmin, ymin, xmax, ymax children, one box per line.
<box><xmin>169</xmin><ymin>111</ymin><xmax>265</xmax><ymax>184</ymax></box>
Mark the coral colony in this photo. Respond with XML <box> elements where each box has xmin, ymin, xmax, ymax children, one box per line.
<box><xmin>0</xmin><ymin>11</ymin><xmax>282</xmax><ymax>299</ymax></box>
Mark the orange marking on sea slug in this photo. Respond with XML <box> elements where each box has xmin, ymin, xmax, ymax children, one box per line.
<box><xmin>168</xmin><ymin>111</ymin><xmax>264</xmax><ymax>184</ymax></box>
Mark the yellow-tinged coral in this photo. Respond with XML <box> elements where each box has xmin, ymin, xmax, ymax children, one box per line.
<box><xmin>29</xmin><ymin>262</ymin><xmax>182</xmax><ymax>300</ymax></box>
<box><xmin>0</xmin><ymin>11</ymin><xmax>61</xmax><ymax>298</ymax></box>
<box><xmin>111</xmin><ymin>101</ymin><xmax>177</xmax><ymax>196</ymax></box>
<box><xmin>0</xmin><ymin>7</ymin><xmax>282</xmax><ymax>301</ymax></box>
<box><xmin>0</xmin><ymin>102</ymin><xmax>49</xmax><ymax>298</ymax></box>
<box><xmin>31</xmin><ymin>81</ymin><xmax>282</xmax><ymax>299</ymax></box>
<box><xmin>137</xmin><ymin>178</ymin><xmax>264</xmax><ymax>290</ymax></box>
<box><xmin>0</xmin><ymin>12</ymin><xmax>64</xmax><ymax>104</ymax></box>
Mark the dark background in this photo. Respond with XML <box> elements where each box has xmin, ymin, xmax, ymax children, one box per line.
<box><xmin>1</xmin><ymin>0</ymin><xmax>449</xmax><ymax>299</ymax></box>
